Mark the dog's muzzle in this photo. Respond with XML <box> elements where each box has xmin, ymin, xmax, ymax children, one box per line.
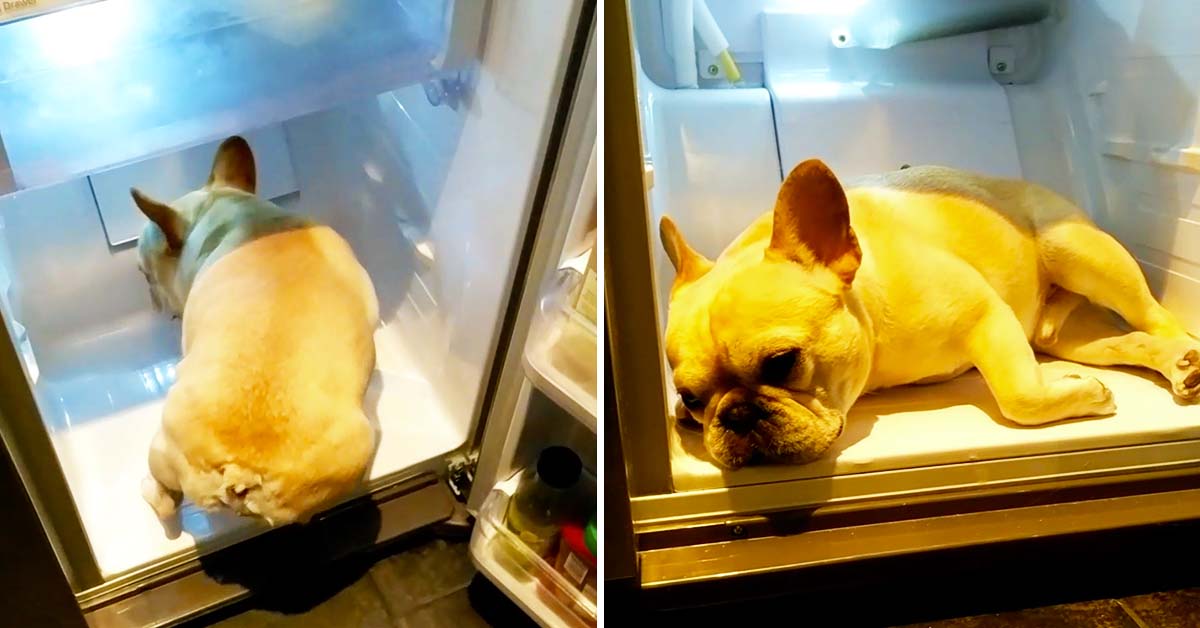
<box><xmin>719</xmin><ymin>401</ymin><xmax>768</xmax><ymax>435</ymax></box>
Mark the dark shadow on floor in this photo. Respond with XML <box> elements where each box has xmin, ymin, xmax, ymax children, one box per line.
<box><xmin>467</xmin><ymin>575</ymin><xmax>540</xmax><ymax>628</ymax></box>
<box><xmin>189</xmin><ymin>499</ymin><xmax>384</xmax><ymax>618</ymax></box>
<box><xmin>183</xmin><ymin>529</ymin><xmax>528</xmax><ymax>628</ymax></box>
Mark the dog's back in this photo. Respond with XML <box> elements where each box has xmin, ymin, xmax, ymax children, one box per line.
<box><xmin>163</xmin><ymin>224</ymin><xmax>379</xmax><ymax>524</ymax></box>
<box><xmin>845</xmin><ymin>165</ymin><xmax>1087</xmax><ymax>230</ymax></box>
<box><xmin>719</xmin><ymin>165</ymin><xmax>1085</xmax><ymax>288</ymax></box>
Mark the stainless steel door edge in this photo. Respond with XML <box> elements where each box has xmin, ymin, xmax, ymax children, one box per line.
<box><xmin>638</xmin><ymin>485</ymin><xmax>1200</xmax><ymax>590</ymax></box>
<box><xmin>0</xmin><ymin>296</ymin><xmax>102</xmax><ymax>588</ymax></box>
<box><xmin>466</xmin><ymin>0</ymin><xmax>597</xmax><ymax>513</ymax></box>
<box><xmin>635</xmin><ymin>466</ymin><xmax>1200</xmax><ymax>551</ymax></box>
<box><xmin>630</xmin><ymin>438</ymin><xmax>1200</xmax><ymax>525</ymax></box>
<box><xmin>81</xmin><ymin>473</ymin><xmax>454</xmax><ymax>627</ymax></box>
<box><xmin>605</xmin><ymin>0</ymin><xmax>675</xmax><ymax>497</ymax></box>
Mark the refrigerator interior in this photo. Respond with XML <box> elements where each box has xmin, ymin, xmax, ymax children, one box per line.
<box><xmin>0</xmin><ymin>0</ymin><xmax>580</xmax><ymax>581</ymax></box>
<box><xmin>631</xmin><ymin>0</ymin><xmax>1200</xmax><ymax>493</ymax></box>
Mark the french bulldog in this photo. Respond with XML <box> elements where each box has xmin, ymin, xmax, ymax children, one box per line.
<box><xmin>661</xmin><ymin>160</ymin><xmax>1200</xmax><ymax>469</ymax></box>
<box><xmin>136</xmin><ymin>136</ymin><xmax>379</xmax><ymax>526</ymax></box>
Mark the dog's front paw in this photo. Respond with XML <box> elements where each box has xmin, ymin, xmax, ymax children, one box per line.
<box><xmin>141</xmin><ymin>476</ymin><xmax>179</xmax><ymax>520</ymax></box>
<box><xmin>1064</xmin><ymin>373</ymin><xmax>1116</xmax><ymax>416</ymax></box>
<box><xmin>1170</xmin><ymin>348</ymin><xmax>1200</xmax><ymax>402</ymax></box>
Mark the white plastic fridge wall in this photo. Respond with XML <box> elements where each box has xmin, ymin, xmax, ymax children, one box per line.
<box><xmin>638</xmin><ymin>0</ymin><xmax>1200</xmax><ymax>491</ymax></box>
<box><xmin>1002</xmin><ymin>0</ymin><xmax>1200</xmax><ymax>333</ymax></box>
<box><xmin>0</xmin><ymin>0</ymin><xmax>576</xmax><ymax>573</ymax></box>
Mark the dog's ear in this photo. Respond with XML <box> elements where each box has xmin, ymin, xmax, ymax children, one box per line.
<box><xmin>767</xmin><ymin>159</ymin><xmax>861</xmax><ymax>284</ymax></box>
<box><xmin>207</xmin><ymin>136</ymin><xmax>257</xmax><ymax>194</ymax></box>
<box><xmin>660</xmin><ymin>216</ymin><xmax>713</xmax><ymax>290</ymax></box>
<box><xmin>131</xmin><ymin>188</ymin><xmax>185</xmax><ymax>250</ymax></box>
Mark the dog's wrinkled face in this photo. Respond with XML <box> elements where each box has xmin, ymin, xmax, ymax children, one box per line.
<box><xmin>661</xmin><ymin>160</ymin><xmax>872</xmax><ymax>468</ymax></box>
<box><xmin>132</xmin><ymin>136</ymin><xmax>257</xmax><ymax>316</ymax></box>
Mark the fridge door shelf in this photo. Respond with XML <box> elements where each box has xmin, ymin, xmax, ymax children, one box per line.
<box><xmin>470</xmin><ymin>473</ymin><xmax>597</xmax><ymax>628</ymax></box>
<box><xmin>522</xmin><ymin>268</ymin><xmax>597</xmax><ymax>432</ymax></box>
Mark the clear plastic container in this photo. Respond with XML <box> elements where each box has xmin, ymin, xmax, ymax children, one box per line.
<box><xmin>523</xmin><ymin>246</ymin><xmax>597</xmax><ymax>429</ymax></box>
<box><xmin>505</xmin><ymin>446</ymin><xmax>586</xmax><ymax>558</ymax></box>
<box><xmin>471</xmin><ymin>465</ymin><xmax>596</xmax><ymax>628</ymax></box>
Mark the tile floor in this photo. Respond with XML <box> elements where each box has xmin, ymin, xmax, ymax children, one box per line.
<box><xmin>189</xmin><ymin>533</ymin><xmax>534</xmax><ymax>628</ymax></box>
<box><xmin>899</xmin><ymin>590</ymin><xmax>1200</xmax><ymax>627</ymax></box>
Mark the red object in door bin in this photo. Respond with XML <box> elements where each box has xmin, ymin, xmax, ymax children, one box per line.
<box><xmin>536</xmin><ymin>521</ymin><xmax>597</xmax><ymax>626</ymax></box>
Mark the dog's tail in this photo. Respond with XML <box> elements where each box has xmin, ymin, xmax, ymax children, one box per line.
<box><xmin>216</xmin><ymin>464</ymin><xmax>289</xmax><ymax>525</ymax></box>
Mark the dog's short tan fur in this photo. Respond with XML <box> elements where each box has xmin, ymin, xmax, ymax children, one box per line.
<box><xmin>662</xmin><ymin>160</ymin><xmax>1200</xmax><ymax>469</ymax></box>
<box><xmin>136</xmin><ymin>137</ymin><xmax>379</xmax><ymax>526</ymax></box>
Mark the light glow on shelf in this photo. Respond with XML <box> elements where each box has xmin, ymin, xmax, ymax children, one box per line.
<box><xmin>26</xmin><ymin>0</ymin><xmax>133</xmax><ymax>69</ymax></box>
<box><xmin>769</xmin><ymin>0</ymin><xmax>867</xmax><ymax>16</ymax></box>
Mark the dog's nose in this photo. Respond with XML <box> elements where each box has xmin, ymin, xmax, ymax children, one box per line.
<box><xmin>720</xmin><ymin>402</ymin><xmax>766</xmax><ymax>435</ymax></box>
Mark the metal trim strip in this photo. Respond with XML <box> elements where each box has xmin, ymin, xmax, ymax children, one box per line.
<box><xmin>631</xmin><ymin>439</ymin><xmax>1200</xmax><ymax>525</ymax></box>
<box><xmin>639</xmin><ymin>485</ymin><xmax>1200</xmax><ymax>589</ymax></box>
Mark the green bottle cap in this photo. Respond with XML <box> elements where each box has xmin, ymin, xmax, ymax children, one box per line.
<box><xmin>584</xmin><ymin>515</ymin><xmax>597</xmax><ymax>555</ymax></box>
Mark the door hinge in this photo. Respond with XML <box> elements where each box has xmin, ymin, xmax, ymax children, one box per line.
<box><xmin>446</xmin><ymin>452</ymin><xmax>478</xmax><ymax>502</ymax></box>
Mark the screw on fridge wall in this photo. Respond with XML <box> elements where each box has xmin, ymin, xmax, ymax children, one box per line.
<box><xmin>707</xmin><ymin>64</ymin><xmax>719</xmax><ymax>76</ymax></box>
<box><xmin>422</xmin><ymin>71</ymin><xmax>472</xmax><ymax>110</ymax></box>
<box><xmin>988</xmin><ymin>45</ymin><xmax>1015</xmax><ymax>76</ymax></box>
<box><xmin>730</xmin><ymin>524</ymin><xmax>747</xmax><ymax>538</ymax></box>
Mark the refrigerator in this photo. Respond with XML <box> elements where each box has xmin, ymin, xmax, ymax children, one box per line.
<box><xmin>0</xmin><ymin>1</ymin><xmax>597</xmax><ymax>627</ymax></box>
<box><xmin>607</xmin><ymin>0</ymin><xmax>1200</xmax><ymax>611</ymax></box>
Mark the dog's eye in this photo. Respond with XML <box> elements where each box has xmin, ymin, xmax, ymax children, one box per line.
<box><xmin>679</xmin><ymin>390</ymin><xmax>704</xmax><ymax>411</ymax></box>
<box><xmin>761</xmin><ymin>349</ymin><xmax>799</xmax><ymax>384</ymax></box>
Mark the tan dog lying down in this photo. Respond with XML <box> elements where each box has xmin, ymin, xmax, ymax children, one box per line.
<box><xmin>135</xmin><ymin>137</ymin><xmax>379</xmax><ymax>526</ymax></box>
<box><xmin>661</xmin><ymin>160</ymin><xmax>1200</xmax><ymax>469</ymax></box>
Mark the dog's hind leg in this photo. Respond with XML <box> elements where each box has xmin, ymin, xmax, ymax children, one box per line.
<box><xmin>1037</xmin><ymin>220</ymin><xmax>1189</xmax><ymax>338</ymax></box>
<box><xmin>143</xmin><ymin>429</ymin><xmax>183</xmax><ymax>521</ymax></box>
<box><xmin>1035</xmin><ymin>298</ymin><xmax>1200</xmax><ymax>401</ymax></box>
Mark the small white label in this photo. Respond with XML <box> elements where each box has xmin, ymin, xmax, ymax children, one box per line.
<box><xmin>563</xmin><ymin>551</ymin><xmax>588</xmax><ymax>586</ymax></box>
<box><xmin>1</xmin><ymin>0</ymin><xmax>86</xmax><ymax>24</ymax></box>
<box><xmin>573</xmin><ymin>268</ymin><xmax>597</xmax><ymax>326</ymax></box>
<box><xmin>1</xmin><ymin>0</ymin><xmax>40</xmax><ymax>12</ymax></box>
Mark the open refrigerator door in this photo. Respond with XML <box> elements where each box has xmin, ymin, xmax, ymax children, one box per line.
<box><xmin>467</xmin><ymin>72</ymin><xmax>598</xmax><ymax>628</ymax></box>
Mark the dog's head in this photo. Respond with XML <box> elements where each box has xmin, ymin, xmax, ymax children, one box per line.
<box><xmin>661</xmin><ymin>160</ymin><xmax>872</xmax><ymax>469</ymax></box>
<box><xmin>132</xmin><ymin>136</ymin><xmax>257</xmax><ymax>315</ymax></box>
